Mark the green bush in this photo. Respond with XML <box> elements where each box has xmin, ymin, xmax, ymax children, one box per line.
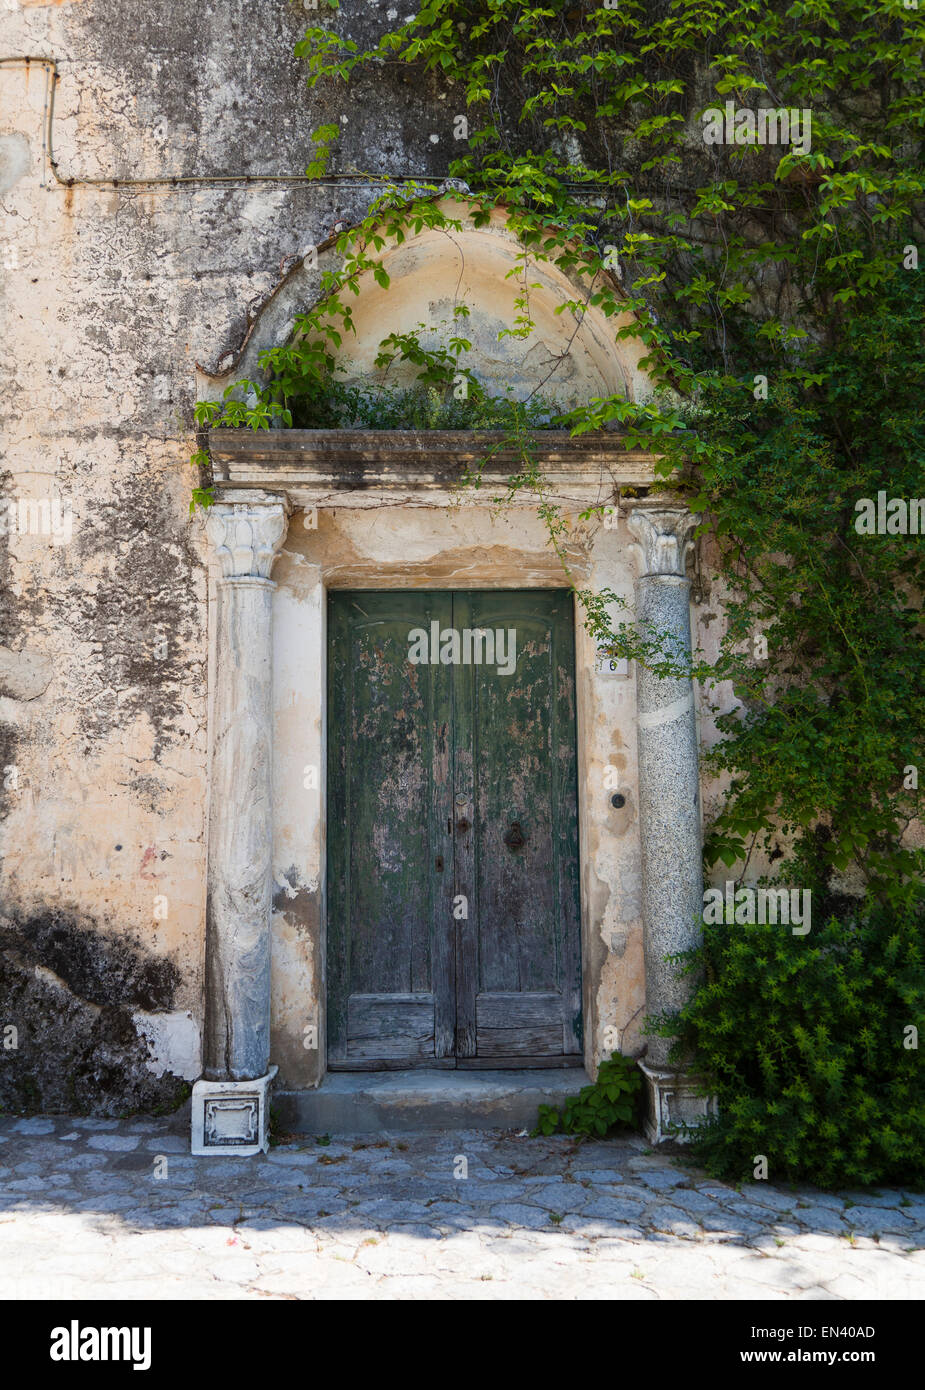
<box><xmin>651</xmin><ymin>900</ymin><xmax>925</xmax><ymax>1189</ymax></box>
<box><xmin>534</xmin><ymin>1054</ymin><xmax>642</xmax><ymax>1138</ymax></box>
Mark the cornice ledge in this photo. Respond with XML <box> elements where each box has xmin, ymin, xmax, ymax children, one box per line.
<box><xmin>208</xmin><ymin>428</ymin><xmax>659</xmax><ymax>496</ymax></box>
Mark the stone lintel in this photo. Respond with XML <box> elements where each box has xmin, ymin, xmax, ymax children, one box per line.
<box><xmin>208</xmin><ymin>429</ymin><xmax>658</xmax><ymax>506</ymax></box>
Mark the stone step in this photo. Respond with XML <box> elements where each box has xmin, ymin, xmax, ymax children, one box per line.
<box><xmin>274</xmin><ymin>1068</ymin><xmax>589</xmax><ymax>1135</ymax></box>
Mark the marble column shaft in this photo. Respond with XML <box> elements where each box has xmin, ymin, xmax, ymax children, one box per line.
<box><xmin>202</xmin><ymin>491</ymin><xmax>289</xmax><ymax>1081</ymax></box>
<box><xmin>628</xmin><ymin>507</ymin><xmax>703</xmax><ymax>1068</ymax></box>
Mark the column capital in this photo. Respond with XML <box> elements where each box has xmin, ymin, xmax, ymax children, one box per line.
<box><xmin>204</xmin><ymin>490</ymin><xmax>291</xmax><ymax>581</ymax></box>
<box><xmin>627</xmin><ymin>505</ymin><xmax>697</xmax><ymax>579</ymax></box>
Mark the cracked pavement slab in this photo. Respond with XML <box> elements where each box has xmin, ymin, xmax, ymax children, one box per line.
<box><xmin>0</xmin><ymin>1115</ymin><xmax>923</xmax><ymax>1300</ymax></box>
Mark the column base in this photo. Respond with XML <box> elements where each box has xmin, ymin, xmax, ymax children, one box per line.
<box><xmin>191</xmin><ymin>1066</ymin><xmax>278</xmax><ymax>1157</ymax></box>
<box><xmin>639</xmin><ymin>1062</ymin><xmax>717</xmax><ymax>1144</ymax></box>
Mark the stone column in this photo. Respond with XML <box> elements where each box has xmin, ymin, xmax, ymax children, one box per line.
<box><xmin>627</xmin><ymin>505</ymin><xmax>715</xmax><ymax>1142</ymax></box>
<box><xmin>192</xmin><ymin>489</ymin><xmax>290</xmax><ymax>1156</ymax></box>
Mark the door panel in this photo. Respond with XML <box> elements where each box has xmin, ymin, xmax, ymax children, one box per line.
<box><xmin>475</xmin><ymin>992</ymin><xmax>566</xmax><ymax>1057</ymax></box>
<box><xmin>327</xmin><ymin>592</ymin><xmax>453</xmax><ymax>1065</ymax></box>
<box><xmin>455</xmin><ymin>591</ymin><xmax>582</xmax><ymax>1059</ymax></box>
<box><xmin>327</xmin><ymin>589</ymin><xmax>581</xmax><ymax>1068</ymax></box>
<box><xmin>346</xmin><ymin>994</ymin><xmax>437</xmax><ymax>1061</ymax></box>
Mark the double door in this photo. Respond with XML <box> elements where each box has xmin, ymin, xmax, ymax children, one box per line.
<box><xmin>326</xmin><ymin>589</ymin><xmax>582</xmax><ymax>1068</ymax></box>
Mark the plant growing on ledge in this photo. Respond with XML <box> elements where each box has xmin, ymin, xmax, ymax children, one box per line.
<box><xmin>534</xmin><ymin>1054</ymin><xmax>642</xmax><ymax>1138</ymax></box>
<box><xmin>190</xmin><ymin>295</ymin><xmax>573</xmax><ymax>505</ymax></box>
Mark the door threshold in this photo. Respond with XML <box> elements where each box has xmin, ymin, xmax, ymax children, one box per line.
<box><xmin>274</xmin><ymin>1067</ymin><xmax>589</xmax><ymax>1135</ymax></box>
<box><xmin>327</xmin><ymin>1055</ymin><xmax>582</xmax><ymax>1072</ymax></box>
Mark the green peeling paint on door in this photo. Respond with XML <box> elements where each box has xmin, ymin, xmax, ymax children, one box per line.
<box><xmin>327</xmin><ymin>590</ymin><xmax>582</xmax><ymax>1070</ymax></box>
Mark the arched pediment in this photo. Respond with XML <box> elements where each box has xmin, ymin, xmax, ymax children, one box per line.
<box><xmin>197</xmin><ymin>197</ymin><xmax>654</xmax><ymax>411</ymax></box>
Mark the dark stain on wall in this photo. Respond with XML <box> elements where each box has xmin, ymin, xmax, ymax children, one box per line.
<box><xmin>0</xmin><ymin>909</ymin><xmax>189</xmax><ymax>1115</ymax></box>
<box><xmin>70</xmin><ymin>472</ymin><xmax>204</xmax><ymax>756</ymax></box>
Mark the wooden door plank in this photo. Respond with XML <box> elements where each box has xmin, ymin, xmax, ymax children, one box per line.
<box><xmin>431</xmin><ymin>636</ymin><xmax>455</xmax><ymax>1061</ymax></box>
<box><xmin>452</xmin><ymin>591</ymin><xmax>477</xmax><ymax>1059</ymax></box>
<box><xmin>346</xmin><ymin>994</ymin><xmax>436</xmax><ymax>1060</ymax></box>
<box><xmin>472</xmin><ymin>601</ymin><xmax>557</xmax><ymax>995</ymax></box>
<box><xmin>476</xmin><ymin>1030</ymin><xmax>565</xmax><ymax>1057</ymax></box>
<box><xmin>476</xmin><ymin>992</ymin><xmax>563</xmax><ymax>1027</ymax></box>
<box><xmin>550</xmin><ymin>590</ymin><xmax>583</xmax><ymax>1055</ymax></box>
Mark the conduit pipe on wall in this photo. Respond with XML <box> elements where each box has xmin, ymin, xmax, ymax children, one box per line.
<box><xmin>0</xmin><ymin>54</ymin><xmax>459</xmax><ymax>190</ymax></box>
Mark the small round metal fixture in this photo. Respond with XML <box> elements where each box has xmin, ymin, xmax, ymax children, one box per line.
<box><xmin>611</xmin><ymin>793</ymin><xmax>626</xmax><ymax>808</ymax></box>
<box><xmin>503</xmin><ymin>821</ymin><xmax>526</xmax><ymax>851</ymax></box>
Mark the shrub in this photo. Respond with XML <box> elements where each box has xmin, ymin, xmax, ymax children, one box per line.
<box><xmin>288</xmin><ymin>378</ymin><xmax>564</xmax><ymax>431</ymax></box>
<box><xmin>651</xmin><ymin>900</ymin><xmax>925</xmax><ymax>1188</ymax></box>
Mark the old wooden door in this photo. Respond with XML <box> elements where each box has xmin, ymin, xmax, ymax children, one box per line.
<box><xmin>327</xmin><ymin>590</ymin><xmax>581</xmax><ymax>1069</ymax></box>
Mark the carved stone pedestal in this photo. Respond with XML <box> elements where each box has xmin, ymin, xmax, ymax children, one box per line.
<box><xmin>191</xmin><ymin>1067</ymin><xmax>278</xmax><ymax>1157</ymax></box>
<box><xmin>639</xmin><ymin>1062</ymin><xmax>718</xmax><ymax>1144</ymax></box>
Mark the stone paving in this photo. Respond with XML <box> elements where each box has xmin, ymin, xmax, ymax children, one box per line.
<box><xmin>1</xmin><ymin>1113</ymin><xmax>923</xmax><ymax>1299</ymax></box>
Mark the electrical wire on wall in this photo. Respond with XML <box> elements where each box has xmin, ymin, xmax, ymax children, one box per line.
<box><xmin>0</xmin><ymin>54</ymin><xmax>459</xmax><ymax>191</ymax></box>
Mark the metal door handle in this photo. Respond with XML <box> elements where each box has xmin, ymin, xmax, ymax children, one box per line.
<box><xmin>503</xmin><ymin>820</ymin><xmax>525</xmax><ymax>851</ymax></box>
